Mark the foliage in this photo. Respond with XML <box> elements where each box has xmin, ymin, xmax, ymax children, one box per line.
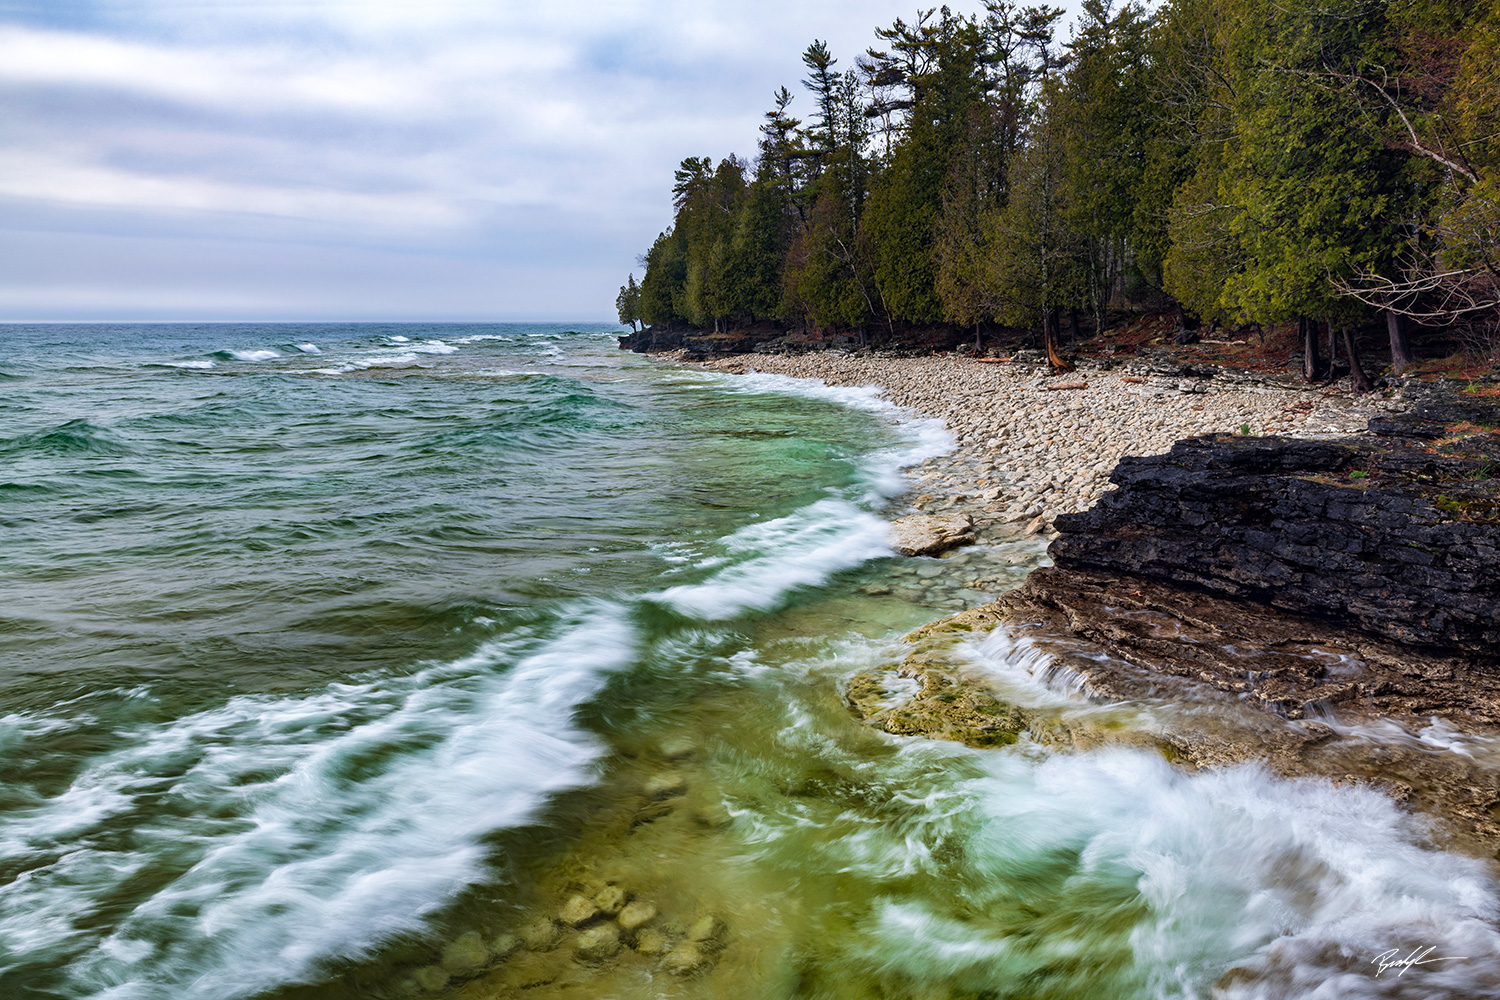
<box><xmin>626</xmin><ymin>0</ymin><xmax>1500</xmax><ymax>369</ymax></box>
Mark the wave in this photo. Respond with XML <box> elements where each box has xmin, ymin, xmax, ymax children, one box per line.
<box><xmin>648</xmin><ymin>498</ymin><xmax>893</xmax><ymax>620</ymax></box>
<box><xmin>292</xmin><ymin>343</ymin><xmax>321</xmax><ymax>354</ymax></box>
<box><xmin>213</xmin><ymin>349</ymin><xmax>282</xmax><ymax>363</ymax></box>
<box><xmin>859</xmin><ymin>749</ymin><xmax>1500</xmax><ymax>999</ymax></box>
<box><xmin>144</xmin><ymin>360</ymin><xmax>216</xmax><ymax>370</ymax></box>
<box><xmin>711</xmin><ymin>369</ymin><xmax>953</xmax><ymax>500</ymax></box>
<box><xmin>0</xmin><ymin>603</ymin><xmax>638</xmax><ymax>999</ymax></box>
<box><xmin>0</xmin><ymin>419</ymin><xmax>131</xmax><ymax>457</ymax></box>
<box><xmin>311</xmin><ymin>341</ymin><xmax>459</xmax><ymax>375</ymax></box>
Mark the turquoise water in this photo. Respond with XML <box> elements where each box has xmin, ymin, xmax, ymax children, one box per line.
<box><xmin>2</xmin><ymin>325</ymin><xmax>1497</xmax><ymax>1000</ymax></box>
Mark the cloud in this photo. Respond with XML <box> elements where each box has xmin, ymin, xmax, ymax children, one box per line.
<box><xmin>0</xmin><ymin>0</ymin><xmax>1085</xmax><ymax>319</ymax></box>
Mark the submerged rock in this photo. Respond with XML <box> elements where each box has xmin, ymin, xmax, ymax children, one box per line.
<box><xmin>643</xmin><ymin>772</ymin><xmax>688</xmax><ymax>800</ymax></box>
<box><xmin>559</xmin><ymin>894</ymin><xmax>600</xmax><ymax>927</ymax></box>
<box><xmin>573</xmin><ymin>924</ymin><xmax>622</xmax><ymax>962</ymax></box>
<box><xmin>663</xmin><ymin>941</ymin><xmax>710</xmax><ymax>975</ymax></box>
<box><xmin>593</xmin><ymin>885</ymin><xmax>629</xmax><ymax>917</ymax></box>
<box><xmin>616</xmin><ymin>899</ymin><xmax>657</xmax><ymax>931</ymax></box>
<box><xmin>633</xmin><ymin>928</ymin><xmax>670</xmax><ymax>955</ymax></box>
<box><xmin>519</xmin><ymin>917</ymin><xmax>561</xmax><ymax>950</ymax></box>
<box><xmin>439</xmin><ymin>931</ymin><xmax>488</xmax><ymax>975</ymax></box>
<box><xmin>889</xmin><ymin>512</ymin><xmax>975</xmax><ymax>557</ymax></box>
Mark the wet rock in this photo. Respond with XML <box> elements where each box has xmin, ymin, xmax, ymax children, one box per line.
<box><xmin>488</xmin><ymin>932</ymin><xmax>521</xmax><ymax>961</ymax></box>
<box><xmin>644</xmin><ymin>773</ymin><xmax>688</xmax><ymax>800</ymax></box>
<box><xmin>594</xmin><ymin>885</ymin><xmax>629</xmax><ymax>917</ymax></box>
<box><xmin>687</xmin><ymin>914</ymin><xmax>726</xmax><ymax>948</ymax></box>
<box><xmin>657</xmin><ymin>734</ymin><xmax>695</xmax><ymax>760</ymax></box>
<box><xmin>573</xmin><ymin>924</ymin><xmax>622</xmax><ymax>962</ymax></box>
<box><xmin>617</xmin><ymin>899</ymin><xmax>658</xmax><ymax>931</ymax></box>
<box><xmin>692</xmin><ymin>799</ymin><xmax>733</xmax><ymax>829</ymax></box>
<box><xmin>663</xmin><ymin>941</ymin><xmax>710</xmax><ymax>975</ymax></box>
<box><xmin>633</xmin><ymin>928</ymin><xmax>670</xmax><ymax>955</ymax></box>
<box><xmin>559</xmin><ymin>894</ymin><xmax>600</xmax><ymax>927</ymax></box>
<box><xmin>520</xmin><ymin>917</ymin><xmax>561</xmax><ymax>950</ymax></box>
<box><xmin>440</xmin><ymin>931</ymin><xmax>488</xmax><ymax>975</ymax></box>
<box><xmin>1051</xmin><ymin>429</ymin><xmax>1500</xmax><ymax>660</ymax></box>
<box><xmin>889</xmin><ymin>512</ymin><xmax>975</xmax><ymax>557</ymax></box>
<box><xmin>411</xmin><ymin>966</ymin><xmax>451</xmax><ymax>992</ymax></box>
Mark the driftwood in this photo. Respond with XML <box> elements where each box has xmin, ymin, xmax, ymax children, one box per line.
<box><xmin>1041</xmin><ymin>381</ymin><xmax>1089</xmax><ymax>391</ymax></box>
<box><xmin>1121</xmin><ymin>376</ymin><xmax>1148</xmax><ymax>384</ymax></box>
<box><xmin>970</xmin><ymin>357</ymin><xmax>1013</xmax><ymax>364</ymax></box>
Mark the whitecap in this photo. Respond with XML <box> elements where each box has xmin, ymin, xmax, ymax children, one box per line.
<box><xmin>229</xmin><ymin>350</ymin><xmax>281</xmax><ymax>362</ymax></box>
<box><xmin>0</xmin><ymin>604</ymin><xmax>639</xmax><ymax>999</ymax></box>
<box><xmin>647</xmin><ymin>499</ymin><xmax>894</xmax><ymax>620</ymax></box>
<box><xmin>293</xmin><ymin>343</ymin><xmax>321</xmax><ymax>354</ymax></box>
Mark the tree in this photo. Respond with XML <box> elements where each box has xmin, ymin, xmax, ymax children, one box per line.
<box><xmin>615</xmin><ymin>274</ymin><xmax>642</xmax><ymax>331</ymax></box>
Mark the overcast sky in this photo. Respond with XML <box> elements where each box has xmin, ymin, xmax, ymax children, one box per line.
<box><xmin>0</xmin><ymin>0</ymin><xmax>1084</xmax><ymax>322</ymax></box>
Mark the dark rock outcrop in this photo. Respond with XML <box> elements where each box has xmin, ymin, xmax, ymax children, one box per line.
<box><xmin>1050</xmin><ymin>410</ymin><xmax>1500</xmax><ymax>660</ymax></box>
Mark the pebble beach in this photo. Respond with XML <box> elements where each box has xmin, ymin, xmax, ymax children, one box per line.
<box><xmin>699</xmin><ymin>352</ymin><xmax>1396</xmax><ymax>534</ymax></box>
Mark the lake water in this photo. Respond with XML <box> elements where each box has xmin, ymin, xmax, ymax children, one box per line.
<box><xmin>1</xmin><ymin>324</ymin><xmax>1496</xmax><ymax>1000</ymax></box>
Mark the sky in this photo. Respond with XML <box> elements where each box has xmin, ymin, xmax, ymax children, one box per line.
<box><xmin>0</xmin><ymin>0</ymin><xmax>1084</xmax><ymax>322</ymax></box>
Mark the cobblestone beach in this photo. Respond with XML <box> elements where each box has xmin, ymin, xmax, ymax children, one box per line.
<box><xmin>700</xmin><ymin>352</ymin><xmax>1396</xmax><ymax>533</ymax></box>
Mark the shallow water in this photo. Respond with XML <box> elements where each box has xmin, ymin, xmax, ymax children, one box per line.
<box><xmin>1</xmin><ymin>324</ymin><xmax>1496</xmax><ymax>1000</ymax></box>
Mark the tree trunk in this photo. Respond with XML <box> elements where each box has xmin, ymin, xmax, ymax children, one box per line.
<box><xmin>1044</xmin><ymin>310</ymin><xmax>1073</xmax><ymax>373</ymax></box>
<box><xmin>1068</xmin><ymin>308</ymin><xmax>1081</xmax><ymax>344</ymax></box>
<box><xmin>1386</xmin><ymin>310</ymin><xmax>1414</xmax><ymax>374</ymax></box>
<box><xmin>1327</xmin><ymin>319</ymin><xmax>1339</xmax><ymax>366</ymax></box>
<box><xmin>974</xmin><ymin>323</ymin><xmax>982</xmax><ymax>353</ymax></box>
<box><xmin>1301</xmin><ymin>316</ymin><xmax>1323</xmax><ymax>382</ymax></box>
<box><xmin>1341</xmin><ymin>326</ymin><xmax>1373</xmax><ymax>393</ymax></box>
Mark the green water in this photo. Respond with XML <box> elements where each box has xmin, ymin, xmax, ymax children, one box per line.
<box><xmin>1</xmin><ymin>324</ymin><xmax>1496</xmax><ymax>1000</ymax></box>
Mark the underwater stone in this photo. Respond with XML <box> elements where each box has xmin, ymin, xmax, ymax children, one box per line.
<box><xmin>616</xmin><ymin>899</ymin><xmax>657</xmax><ymax>931</ymax></box>
<box><xmin>657</xmin><ymin>734</ymin><xmax>696</xmax><ymax>760</ymax></box>
<box><xmin>488</xmin><ymin>932</ymin><xmax>521</xmax><ymax>961</ymax></box>
<box><xmin>633</xmin><ymin>928</ymin><xmax>670</xmax><ymax>955</ymax></box>
<box><xmin>644</xmin><ymin>773</ymin><xmax>688</xmax><ymax>800</ymax></box>
<box><xmin>687</xmin><ymin>914</ymin><xmax>726</xmax><ymax>947</ymax></box>
<box><xmin>439</xmin><ymin>931</ymin><xmax>488</xmax><ymax>975</ymax></box>
<box><xmin>520</xmin><ymin>917</ymin><xmax>561</xmax><ymax>950</ymax></box>
<box><xmin>594</xmin><ymin>885</ymin><xmax>629</xmax><ymax>916</ymax></box>
<box><xmin>559</xmin><ymin>894</ymin><xmax>600</xmax><ymax>926</ymax></box>
<box><xmin>663</xmin><ymin>941</ymin><xmax>709</xmax><ymax>975</ymax></box>
<box><xmin>411</xmin><ymin>966</ymin><xmax>451</xmax><ymax>992</ymax></box>
<box><xmin>573</xmin><ymin>924</ymin><xmax>622</xmax><ymax>962</ymax></box>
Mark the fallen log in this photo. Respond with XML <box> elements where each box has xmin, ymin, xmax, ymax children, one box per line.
<box><xmin>1121</xmin><ymin>376</ymin><xmax>1148</xmax><ymax>384</ymax></box>
<box><xmin>1041</xmin><ymin>381</ymin><xmax>1089</xmax><ymax>391</ymax></box>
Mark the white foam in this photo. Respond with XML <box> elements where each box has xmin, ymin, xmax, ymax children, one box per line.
<box><xmin>387</xmin><ymin>335</ymin><xmax>410</xmax><ymax>343</ymax></box>
<box><xmin>229</xmin><ymin>350</ymin><xmax>281</xmax><ymax>362</ymax></box>
<box><xmin>849</xmin><ymin>748</ymin><xmax>1500</xmax><ymax>998</ymax></box>
<box><xmin>712</xmin><ymin>369</ymin><xmax>954</xmax><ymax>500</ymax></box>
<box><xmin>293</xmin><ymin>343</ymin><xmax>320</xmax><ymax>354</ymax></box>
<box><xmin>158</xmin><ymin>360</ymin><xmax>215</xmax><ymax>370</ymax></box>
<box><xmin>0</xmin><ymin>603</ymin><xmax>638</xmax><ymax>999</ymax></box>
<box><xmin>309</xmin><ymin>352</ymin><xmax>422</xmax><ymax>375</ymax></box>
<box><xmin>648</xmin><ymin>498</ymin><xmax>894</xmax><ymax>620</ymax></box>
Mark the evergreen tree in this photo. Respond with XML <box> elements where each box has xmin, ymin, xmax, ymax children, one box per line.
<box><xmin>615</xmin><ymin>274</ymin><xmax>642</xmax><ymax>331</ymax></box>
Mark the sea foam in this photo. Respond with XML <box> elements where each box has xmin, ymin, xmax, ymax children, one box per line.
<box><xmin>0</xmin><ymin>604</ymin><xmax>639</xmax><ymax>999</ymax></box>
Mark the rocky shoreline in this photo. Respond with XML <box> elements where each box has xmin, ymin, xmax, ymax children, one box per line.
<box><xmin>696</xmin><ymin>350</ymin><xmax>1500</xmax><ymax>851</ymax></box>
<box><xmin>699</xmin><ymin>352</ymin><xmax>1392</xmax><ymax>534</ymax></box>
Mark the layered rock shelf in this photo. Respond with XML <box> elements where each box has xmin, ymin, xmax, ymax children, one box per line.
<box><xmin>1052</xmin><ymin>406</ymin><xmax>1500</xmax><ymax>659</ymax></box>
